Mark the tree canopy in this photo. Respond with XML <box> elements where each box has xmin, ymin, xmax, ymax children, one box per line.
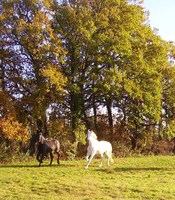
<box><xmin>0</xmin><ymin>0</ymin><xmax>175</xmax><ymax>154</ymax></box>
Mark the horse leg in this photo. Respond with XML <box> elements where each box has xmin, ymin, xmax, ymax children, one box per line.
<box><xmin>106</xmin><ymin>151</ymin><xmax>113</xmax><ymax>166</ymax></box>
<box><xmin>38</xmin><ymin>153</ymin><xmax>44</xmax><ymax>167</ymax></box>
<box><xmin>56</xmin><ymin>152</ymin><xmax>60</xmax><ymax>165</ymax></box>
<box><xmin>99</xmin><ymin>153</ymin><xmax>104</xmax><ymax>167</ymax></box>
<box><xmin>85</xmin><ymin>152</ymin><xmax>96</xmax><ymax>169</ymax></box>
<box><xmin>36</xmin><ymin>152</ymin><xmax>43</xmax><ymax>166</ymax></box>
<box><xmin>86</xmin><ymin>145</ymin><xmax>92</xmax><ymax>161</ymax></box>
<box><xmin>39</xmin><ymin>155</ymin><xmax>44</xmax><ymax>167</ymax></box>
<box><xmin>50</xmin><ymin>152</ymin><xmax>53</xmax><ymax>166</ymax></box>
<box><xmin>85</xmin><ymin>150</ymin><xmax>91</xmax><ymax>162</ymax></box>
<box><xmin>36</xmin><ymin>152</ymin><xmax>40</xmax><ymax>163</ymax></box>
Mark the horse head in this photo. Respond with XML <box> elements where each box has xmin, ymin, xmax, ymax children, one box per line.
<box><xmin>87</xmin><ymin>129</ymin><xmax>97</xmax><ymax>141</ymax></box>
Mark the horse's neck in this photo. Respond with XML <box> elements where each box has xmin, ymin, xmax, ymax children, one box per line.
<box><xmin>92</xmin><ymin>132</ymin><xmax>97</xmax><ymax>139</ymax></box>
<box><xmin>89</xmin><ymin>137</ymin><xmax>98</xmax><ymax>144</ymax></box>
<box><xmin>88</xmin><ymin>132</ymin><xmax>97</xmax><ymax>140</ymax></box>
<box><xmin>39</xmin><ymin>135</ymin><xmax>46</xmax><ymax>144</ymax></box>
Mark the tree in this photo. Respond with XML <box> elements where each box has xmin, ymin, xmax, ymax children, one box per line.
<box><xmin>0</xmin><ymin>0</ymin><xmax>66</xmax><ymax>135</ymax></box>
<box><xmin>160</xmin><ymin>43</ymin><xmax>175</xmax><ymax>140</ymax></box>
<box><xmin>0</xmin><ymin>116</ymin><xmax>30</xmax><ymax>142</ymax></box>
<box><xmin>52</xmin><ymin>0</ymin><xmax>171</xmax><ymax>144</ymax></box>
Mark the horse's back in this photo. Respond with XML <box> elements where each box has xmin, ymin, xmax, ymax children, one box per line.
<box><xmin>43</xmin><ymin>139</ymin><xmax>60</xmax><ymax>153</ymax></box>
<box><xmin>88</xmin><ymin>140</ymin><xmax>112</xmax><ymax>154</ymax></box>
<box><xmin>98</xmin><ymin>140</ymin><xmax>112</xmax><ymax>152</ymax></box>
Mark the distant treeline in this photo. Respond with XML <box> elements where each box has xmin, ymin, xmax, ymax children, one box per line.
<box><xmin>1</xmin><ymin>0</ymin><xmax>175</xmax><ymax>160</ymax></box>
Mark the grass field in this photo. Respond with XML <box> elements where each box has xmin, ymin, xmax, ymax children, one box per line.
<box><xmin>0</xmin><ymin>156</ymin><xmax>175</xmax><ymax>200</ymax></box>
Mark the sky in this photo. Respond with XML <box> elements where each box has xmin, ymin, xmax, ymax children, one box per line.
<box><xmin>143</xmin><ymin>0</ymin><xmax>175</xmax><ymax>42</ymax></box>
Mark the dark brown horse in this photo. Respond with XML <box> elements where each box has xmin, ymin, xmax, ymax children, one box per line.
<box><xmin>36</xmin><ymin>132</ymin><xmax>60</xmax><ymax>167</ymax></box>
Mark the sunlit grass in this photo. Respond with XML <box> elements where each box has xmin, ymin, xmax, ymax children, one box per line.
<box><xmin>0</xmin><ymin>156</ymin><xmax>175</xmax><ymax>199</ymax></box>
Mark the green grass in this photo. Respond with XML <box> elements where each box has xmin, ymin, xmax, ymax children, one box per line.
<box><xmin>0</xmin><ymin>156</ymin><xmax>175</xmax><ymax>199</ymax></box>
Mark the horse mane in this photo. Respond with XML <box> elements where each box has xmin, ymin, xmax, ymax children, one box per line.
<box><xmin>92</xmin><ymin>132</ymin><xmax>97</xmax><ymax>140</ymax></box>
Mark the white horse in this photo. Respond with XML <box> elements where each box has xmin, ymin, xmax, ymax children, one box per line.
<box><xmin>85</xmin><ymin>129</ymin><xmax>113</xmax><ymax>169</ymax></box>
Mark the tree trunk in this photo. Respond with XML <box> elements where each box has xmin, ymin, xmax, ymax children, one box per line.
<box><xmin>106</xmin><ymin>98</ymin><xmax>113</xmax><ymax>127</ymax></box>
<box><xmin>106</xmin><ymin>97</ymin><xmax>113</xmax><ymax>139</ymax></box>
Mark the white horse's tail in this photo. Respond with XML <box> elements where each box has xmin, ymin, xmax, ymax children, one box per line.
<box><xmin>109</xmin><ymin>150</ymin><xmax>114</xmax><ymax>163</ymax></box>
<box><xmin>106</xmin><ymin>147</ymin><xmax>114</xmax><ymax>167</ymax></box>
<box><xmin>110</xmin><ymin>154</ymin><xmax>114</xmax><ymax>163</ymax></box>
<box><xmin>109</xmin><ymin>142</ymin><xmax>114</xmax><ymax>163</ymax></box>
<box><xmin>106</xmin><ymin>143</ymin><xmax>114</xmax><ymax>164</ymax></box>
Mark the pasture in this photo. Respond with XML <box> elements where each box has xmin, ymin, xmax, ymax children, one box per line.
<box><xmin>0</xmin><ymin>156</ymin><xmax>175</xmax><ymax>199</ymax></box>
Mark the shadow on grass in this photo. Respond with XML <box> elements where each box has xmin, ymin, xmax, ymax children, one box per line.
<box><xmin>0</xmin><ymin>163</ymin><xmax>75</xmax><ymax>168</ymax></box>
<box><xmin>0</xmin><ymin>164</ymin><xmax>38</xmax><ymax>168</ymax></box>
<box><xmin>95</xmin><ymin>166</ymin><xmax>175</xmax><ymax>173</ymax></box>
<box><xmin>115</xmin><ymin>167</ymin><xmax>173</xmax><ymax>172</ymax></box>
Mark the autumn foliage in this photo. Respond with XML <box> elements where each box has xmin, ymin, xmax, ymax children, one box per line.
<box><xmin>0</xmin><ymin>117</ymin><xmax>30</xmax><ymax>142</ymax></box>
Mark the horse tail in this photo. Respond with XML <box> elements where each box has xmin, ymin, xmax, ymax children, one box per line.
<box><xmin>109</xmin><ymin>144</ymin><xmax>114</xmax><ymax>163</ymax></box>
<box><xmin>110</xmin><ymin>154</ymin><xmax>114</xmax><ymax>163</ymax></box>
<box><xmin>55</xmin><ymin>140</ymin><xmax>60</xmax><ymax>153</ymax></box>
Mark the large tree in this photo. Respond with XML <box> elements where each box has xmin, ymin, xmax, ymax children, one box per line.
<box><xmin>0</xmin><ymin>0</ymin><xmax>66</xmax><ymax>134</ymax></box>
<box><xmin>52</xmin><ymin>0</ymin><xmax>171</xmax><ymax>141</ymax></box>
